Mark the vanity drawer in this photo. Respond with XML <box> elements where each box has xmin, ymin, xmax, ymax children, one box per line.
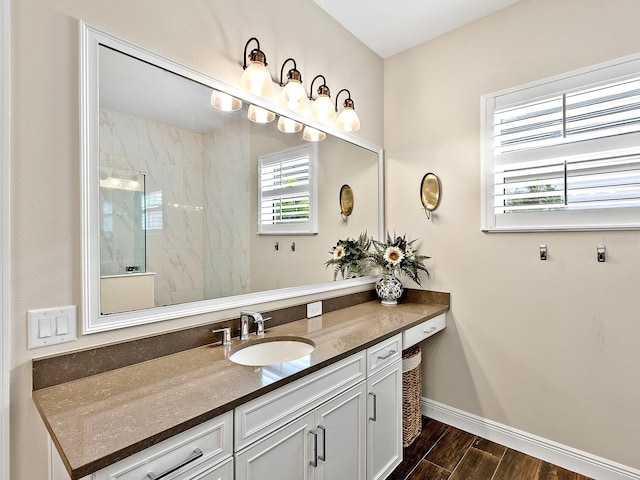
<box><xmin>235</xmin><ymin>350</ymin><xmax>366</xmax><ymax>450</ymax></box>
<box><xmin>402</xmin><ymin>313</ymin><xmax>446</xmax><ymax>349</ymax></box>
<box><xmin>93</xmin><ymin>411</ymin><xmax>232</xmax><ymax>480</ymax></box>
<box><xmin>367</xmin><ymin>334</ymin><xmax>402</xmax><ymax>377</ymax></box>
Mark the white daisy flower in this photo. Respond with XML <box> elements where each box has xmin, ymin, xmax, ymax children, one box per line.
<box><xmin>384</xmin><ymin>246</ymin><xmax>404</xmax><ymax>266</ymax></box>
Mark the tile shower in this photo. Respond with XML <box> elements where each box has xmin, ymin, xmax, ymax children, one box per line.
<box><xmin>98</xmin><ymin>107</ymin><xmax>251</xmax><ymax>309</ymax></box>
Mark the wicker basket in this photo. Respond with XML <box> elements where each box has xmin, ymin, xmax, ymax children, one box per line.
<box><xmin>402</xmin><ymin>344</ymin><xmax>422</xmax><ymax>447</ymax></box>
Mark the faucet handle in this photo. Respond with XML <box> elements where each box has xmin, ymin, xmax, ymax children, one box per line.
<box><xmin>211</xmin><ymin>327</ymin><xmax>231</xmax><ymax>345</ymax></box>
<box><xmin>254</xmin><ymin>316</ymin><xmax>271</xmax><ymax>337</ymax></box>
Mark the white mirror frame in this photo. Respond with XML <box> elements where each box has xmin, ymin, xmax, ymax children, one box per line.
<box><xmin>80</xmin><ymin>22</ymin><xmax>385</xmax><ymax>333</ymax></box>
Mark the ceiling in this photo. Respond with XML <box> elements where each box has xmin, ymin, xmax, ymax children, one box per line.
<box><xmin>313</xmin><ymin>0</ymin><xmax>520</xmax><ymax>58</ymax></box>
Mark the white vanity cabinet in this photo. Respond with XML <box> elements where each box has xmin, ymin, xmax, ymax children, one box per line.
<box><xmin>235</xmin><ymin>383</ymin><xmax>367</xmax><ymax>480</ymax></box>
<box><xmin>234</xmin><ymin>352</ymin><xmax>367</xmax><ymax>480</ymax></box>
<box><xmin>234</xmin><ymin>334</ymin><xmax>403</xmax><ymax>480</ymax></box>
<box><xmin>366</xmin><ymin>335</ymin><xmax>403</xmax><ymax>480</ymax></box>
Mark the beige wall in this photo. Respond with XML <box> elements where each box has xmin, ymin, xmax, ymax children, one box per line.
<box><xmin>9</xmin><ymin>1</ymin><xmax>382</xmax><ymax>478</ymax></box>
<box><xmin>384</xmin><ymin>0</ymin><xmax>640</xmax><ymax>469</ymax></box>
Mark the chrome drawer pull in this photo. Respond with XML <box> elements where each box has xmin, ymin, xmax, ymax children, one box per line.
<box><xmin>310</xmin><ymin>429</ymin><xmax>319</xmax><ymax>467</ymax></box>
<box><xmin>377</xmin><ymin>349</ymin><xmax>397</xmax><ymax>360</ymax></box>
<box><xmin>318</xmin><ymin>425</ymin><xmax>326</xmax><ymax>461</ymax></box>
<box><xmin>369</xmin><ymin>392</ymin><xmax>377</xmax><ymax>421</ymax></box>
<box><xmin>147</xmin><ymin>448</ymin><xmax>203</xmax><ymax>479</ymax></box>
<box><xmin>423</xmin><ymin>326</ymin><xmax>437</xmax><ymax>335</ymax></box>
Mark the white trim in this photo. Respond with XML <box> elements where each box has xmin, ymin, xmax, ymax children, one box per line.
<box><xmin>0</xmin><ymin>0</ymin><xmax>9</xmax><ymax>477</ymax></box>
<box><xmin>422</xmin><ymin>398</ymin><xmax>640</xmax><ymax>480</ymax></box>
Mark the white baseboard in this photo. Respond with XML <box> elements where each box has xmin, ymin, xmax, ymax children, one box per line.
<box><xmin>422</xmin><ymin>398</ymin><xmax>640</xmax><ymax>480</ymax></box>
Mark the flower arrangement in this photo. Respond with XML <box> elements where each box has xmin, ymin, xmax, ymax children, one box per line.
<box><xmin>369</xmin><ymin>232</ymin><xmax>430</xmax><ymax>286</ymax></box>
<box><xmin>325</xmin><ymin>232</ymin><xmax>371</xmax><ymax>280</ymax></box>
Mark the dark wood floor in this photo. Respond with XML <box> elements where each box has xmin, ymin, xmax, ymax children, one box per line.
<box><xmin>388</xmin><ymin>417</ymin><xmax>593</xmax><ymax>480</ymax></box>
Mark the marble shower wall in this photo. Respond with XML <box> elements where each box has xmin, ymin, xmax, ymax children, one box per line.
<box><xmin>203</xmin><ymin>120</ymin><xmax>251</xmax><ymax>298</ymax></box>
<box><xmin>99</xmin><ymin>108</ymin><xmax>207</xmax><ymax>307</ymax></box>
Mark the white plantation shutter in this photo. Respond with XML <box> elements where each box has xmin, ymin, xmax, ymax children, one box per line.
<box><xmin>482</xmin><ymin>53</ymin><xmax>640</xmax><ymax>231</ymax></box>
<box><xmin>258</xmin><ymin>144</ymin><xmax>318</xmax><ymax>234</ymax></box>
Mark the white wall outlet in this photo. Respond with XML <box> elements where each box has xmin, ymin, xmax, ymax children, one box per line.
<box><xmin>307</xmin><ymin>301</ymin><xmax>322</xmax><ymax>318</ymax></box>
<box><xmin>28</xmin><ymin>305</ymin><xmax>78</xmax><ymax>349</ymax></box>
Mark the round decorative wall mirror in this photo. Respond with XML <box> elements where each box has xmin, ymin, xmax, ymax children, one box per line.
<box><xmin>339</xmin><ymin>184</ymin><xmax>354</xmax><ymax>221</ymax></box>
<box><xmin>420</xmin><ymin>173</ymin><xmax>441</xmax><ymax>218</ymax></box>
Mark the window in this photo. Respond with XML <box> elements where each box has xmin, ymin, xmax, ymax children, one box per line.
<box><xmin>258</xmin><ymin>143</ymin><xmax>318</xmax><ymax>235</ymax></box>
<box><xmin>481</xmin><ymin>53</ymin><xmax>640</xmax><ymax>231</ymax></box>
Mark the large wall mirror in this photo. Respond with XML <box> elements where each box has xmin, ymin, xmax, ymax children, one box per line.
<box><xmin>80</xmin><ymin>23</ymin><xmax>384</xmax><ymax>333</ymax></box>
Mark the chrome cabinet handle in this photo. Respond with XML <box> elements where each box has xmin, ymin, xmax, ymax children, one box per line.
<box><xmin>423</xmin><ymin>326</ymin><xmax>437</xmax><ymax>335</ymax></box>
<box><xmin>369</xmin><ymin>392</ymin><xmax>377</xmax><ymax>421</ymax></box>
<box><xmin>318</xmin><ymin>425</ymin><xmax>326</xmax><ymax>461</ymax></box>
<box><xmin>310</xmin><ymin>429</ymin><xmax>318</xmax><ymax>467</ymax></box>
<box><xmin>377</xmin><ymin>349</ymin><xmax>397</xmax><ymax>360</ymax></box>
<box><xmin>147</xmin><ymin>448</ymin><xmax>203</xmax><ymax>479</ymax></box>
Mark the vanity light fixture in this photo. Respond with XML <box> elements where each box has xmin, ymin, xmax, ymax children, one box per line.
<box><xmin>302</xmin><ymin>75</ymin><xmax>334</xmax><ymax>141</ymax></box>
<box><xmin>239</xmin><ymin>37</ymin><xmax>273</xmax><ymax>97</ymax></box>
<box><xmin>240</xmin><ymin>37</ymin><xmax>276</xmax><ymax>123</ymax></box>
<box><xmin>210</xmin><ymin>89</ymin><xmax>242</xmax><ymax>112</ymax></box>
<box><xmin>335</xmin><ymin>89</ymin><xmax>361</xmax><ymax>132</ymax></box>
<box><xmin>277</xmin><ymin>58</ymin><xmax>308</xmax><ymax>133</ymax></box>
<box><xmin>308</xmin><ymin>75</ymin><xmax>336</xmax><ymax>124</ymax></box>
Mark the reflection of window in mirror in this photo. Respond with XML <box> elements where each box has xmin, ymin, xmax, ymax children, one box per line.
<box><xmin>258</xmin><ymin>144</ymin><xmax>318</xmax><ymax>234</ymax></box>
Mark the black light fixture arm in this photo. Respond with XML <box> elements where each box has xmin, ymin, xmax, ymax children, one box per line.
<box><xmin>308</xmin><ymin>74</ymin><xmax>329</xmax><ymax>100</ymax></box>
<box><xmin>279</xmin><ymin>58</ymin><xmax>301</xmax><ymax>87</ymax></box>
<box><xmin>243</xmin><ymin>37</ymin><xmax>267</xmax><ymax>69</ymax></box>
<box><xmin>335</xmin><ymin>88</ymin><xmax>354</xmax><ymax>111</ymax></box>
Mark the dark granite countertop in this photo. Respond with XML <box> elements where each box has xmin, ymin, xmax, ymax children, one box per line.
<box><xmin>33</xmin><ymin>299</ymin><xmax>448</xmax><ymax>479</ymax></box>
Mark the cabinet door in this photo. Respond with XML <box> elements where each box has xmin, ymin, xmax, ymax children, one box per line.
<box><xmin>366</xmin><ymin>361</ymin><xmax>402</xmax><ymax>480</ymax></box>
<box><xmin>313</xmin><ymin>382</ymin><xmax>367</xmax><ymax>480</ymax></box>
<box><xmin>235</xmin><ymin>412</ymin><xmax>315</xmax><ymax>480</ymax></box>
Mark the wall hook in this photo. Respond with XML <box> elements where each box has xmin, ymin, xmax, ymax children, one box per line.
<box><xmin>539</xmin><ymin>245</ymin><xmax>547</xmax><ymax>261</ymax></box>
<box><xmin>597</xmin><ymin>245</ymin><xmax>606</xmax><ymax>262</ymax></box>
<box><xmin>291</xmin><ymin>242</ymin><xmax>296</xmax><ymax>252</ymax></box>
<box><xmin>274</xmin><ymin>242</ymin><xmax>279</xmax><ymax>251</ymax></box>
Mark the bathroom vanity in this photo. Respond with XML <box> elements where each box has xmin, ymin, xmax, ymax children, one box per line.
<box><xmin>34</xmin><ymin>296</ymin><xmax>448</xmax><ymax>480</ymax></box>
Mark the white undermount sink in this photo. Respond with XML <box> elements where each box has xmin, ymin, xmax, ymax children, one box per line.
<box><xmin>229</xmin><ymin>336</ymin><xmax>316</xmax><ymax>366</ymax></box>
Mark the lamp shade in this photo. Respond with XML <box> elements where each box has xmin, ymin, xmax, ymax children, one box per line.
<box><xmin>336</xmin><ymin>106</ymin><xmax>360</xmax><ymax>132</ymax></box>
<box><xmin>277</xmin><ymin>116</ymin><xmax>303</xmax><ymax>133</ymax></box>
<box><xmin>248</xmin><ymin>104</ymin><xmax>275</xmax><ymax>123</ymax></box>
<box><xmin>311</xmin><ymin>93</ymin><xmax>336</xmax><ymax>124</ymax></box>
<box><xmin>302</xmin><ymin>126</ymin><xmax>326</xmax><ymax>142</ymax></box>
<box><xmin>280</xmin><ymin>78</ymin><xmax>308</xmax><ymax>112</ymax></box>
<box><xmin>240</xmin><ymin>59</ymin><xmax>273</xmax><ymax>97</ymax></box>
<box><xmin>210</xmin><ymin>90</ymin><xmax>242</xmax><ymax>112</ymax></box>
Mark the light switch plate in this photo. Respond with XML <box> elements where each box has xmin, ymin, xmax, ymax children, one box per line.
<box><xmin>28</xmin><ymin>305</ymin><xmax>77</xmax><ymax>349</ymax></box>
<box><xmin>307</xmin><ymin>301</ymin><xmax>322</xmax><ymax>318</ymax></box>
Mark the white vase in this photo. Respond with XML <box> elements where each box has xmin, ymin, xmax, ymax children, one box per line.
<box><xmin>375</xmin><ymin>269</ymin><xmax>403</xmax><ymax>305</ymax></box>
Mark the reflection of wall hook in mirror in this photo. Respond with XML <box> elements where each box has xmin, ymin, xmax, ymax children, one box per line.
<box><xmin>274</xmin><ymin>242</ymin><xmax>279</xmax><ymax>251</ymax></box>
<box><xmin>597</xmin><ymin>245</ymin><xmax>606</xmax><ymax>262</ymax></box>
<box><xmin>539</xmin><ymin>245</ymin><xmax>548</xmax><ymax>261</ymax></box>
<box><xmin>291</xmin><ymin>242</ymin><xmax>296</xmax><ymax>252</ymax></box>
<box><xmin>420</xmin><ymin>173</ymin><xmax>441</xmax><ymax>220</ymax></box>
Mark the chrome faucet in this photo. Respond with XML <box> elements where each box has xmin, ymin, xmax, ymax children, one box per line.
<box><xmin>240</xmin><ymin>311</ymin><xmax>271</xmax><ymax>338</ymax></box>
